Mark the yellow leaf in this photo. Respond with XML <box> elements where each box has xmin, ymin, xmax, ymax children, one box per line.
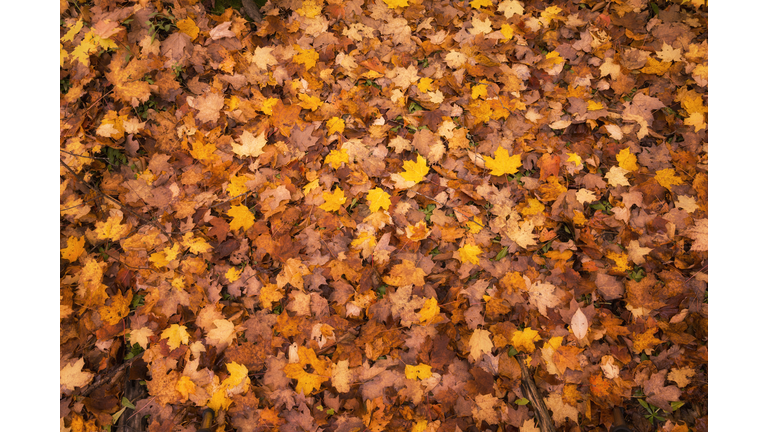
<box><xmin>471</xmin><ymin>83</ymin><xmax>488</xmax><ymax>100</ymax></box>
<box><xmin>616</xmin><ymin>148</ymin><xmax>639</xmax><ymax>171</ymax></box>
<box><xmin>466</xmin><ymin>216</ymin><xmax>484</xmax><ymax>234</ymax></box>
<box><xmin>366</xmin><ymin>187</ymin><xmax>391</xmax><ymax>212</ymax></box>
<box><xmin>458</xmin><ymin>243</ymin><xmax>483</xmax><ymax>265</ymax></box>
<box><xmin>566</xmin><ymin>152</ymin><xmax>582</xmax><ymax>166</ymax></box>
<box><xmin>484</xmin><ymin>147</ymin><xmax>522</xmax><ymax>176</ymax></box>
<box><xmin>654</xmin><ymin>168</ymin><xmax>683</xmax><ymax>190</ymax></box>
<box><xmin>296</xmin><ymin>0</ymin><xmax>323</xmax><ymax>17</ymax></box>
<box><xmin>227</xmin><ymin>174</ymin><xmax>250</xmax><ymax>197</ymax></box>
<box><xmin>176</xmin><ymin>376</ymin><xmax>196</xmax><ymax>401</ymax></box>
<box><xmin>605</xmin><ymin>251</ymin><xmax>631</xmax><ymax>272</ymax></box>
<box><xmin>383</xmin><ymin>0</ymin><xmax>409</xmax><ymax>8</ymax></box>
<box><xmin>149</xmin><ymin>243</ymin><xmax>180</xmax><ymax>267</ymax></box>
<box><xmin>521</xmin><ymin>198</ymin><xmax>544</xmax><ymax>216</ymax></box>
<box><xmin>227</xmin><ymin>204</ymin><xmax>255</xmax><ymax>232</ymax></box>
<box><xmin>470</xmin><ymin>0</ymin><xmax>493</xmax><ymax>8</ymax></box>
<box><xmin>95</xmin><ymin>210</ymin><xmax>130</xmax><ymax>241</ymax></box>
<box><xmin>298</xmin><ymin>93</ymin><xmax>323</xmax><ymax>111</ymax></box>
<box><xmin>161</xmin><ymin>324</ymin><xmax>190</xmax><ymax>350</ymax></box>
<box><xmin>225</xmin><ymin>267</ymin><xmax>243</xmax><ymax>282</ymax></box>
<box><xmin>61</xmin><ymin>19</ymin><xmax>84</xmax><ymax>42</ymax></box>
<box><xmin>512</xmin><ymin>327</ymin><xmax>541</xmax><ymax>353</ymax></box>
<box><xmin>261</xmin><ymin>97</ymin><xmax>279</xmax><ymax>115</ymax></box>
<box><xmin>182</xmin><ymin>232</ymin><xmax>212</xmax><ymax>254</ymax></box>
<box><xmin>293</xmin><ymin>46</ymin><xmax>319</xmax><ymax>69</ymax></box>
<box><xmin>404</xmin><ymin>364</ymin><xmax>433</xmax><ymax>380</ymax></box>
<box><xmin>61</xmin><ymin>236</ymin><xmax>85</xmax><ymax>262</ymax></box>
<box><xmin>412</xmin><ymin>419</ymin><xmax>428</xmax><ymax>432</ymax></box>
<box><xmin>604</xmin><ymin>166</ymin><xmax>630</xmax><ymax>187</ymax></box>
<box><xmin>129</xmin><ymin>327</ymin><xmax>153</xmax><ymax>349</ymax></box>
<box><xmin>176</xmin><ymin>18</ymin><xmax>199</xmax><ymax>40</ymax></box>
<box><xmin>417</xmin><ymin>78</ymin><xmax>433</xmax><ymax>93</ymax></box>
<box><xmin>587</xmin><ymin>100</ymin><xmax>604</xmax><ymax>111</ymax></box>
<box><xmin>320</xmin><ymin>187</ymin><xmax>347</xmax><ymax>212</ymax></box>
<box><xmin>325</xmin><ymin>149</ymin><xmax>349</xmax><ymax>169</ymax></box>
<box><xmin>207</xmin><ymin>388</ymin><xmax>233</xmax><ymax>411</ymax></box>
<box><xmin>259</xmin><ymin>283</ymin><xmax>284</xmax><ymax>309</ymax></box>
<box><xmin>327</xmin><ymin>117</ymin><xmax>345</xmax><ymax>135</ymax></box>
<box><xmin>284</xmin><ymin>363</ymin><xmax>328</xmax><ymax>395</ymax></box>
<box><xmin>540</xmin><ymin>5</ymin><xmax>563</xmax><ymax>26</ymax></box>
<box><xmin>400</xmin><ymin>155</ymin><xmax>430</xmax><ymax>182</ymax></box>
<box><xmin>684</xmin><ymin>112</ymin><xmax>707</xmax><ymax>132</ymax></box>
<box><xmin>221</xmin><ymin>362</ymin><xmax>251</xmax><ymax>391</ymax></box>
<box><xmin>99</xmin><ymin>290</ymin><xmax>131</xmax><ymax>325</ymax></box>
<box><xmin>232</xmin><ymin>130</ymin><xmax>267</xmax><ymax>158</ymax></box>
<box><xmin>419</xmin><ymin>297</ymin><xmax>439</xmax><ymax>323</ymax></box>
<box><xmin>500</xmin><ymin>24</ymin><xmax>515</xmax><ymax>41</ymax></box>
<box><xmin>303</xmin><ymin>179</ymin><xmax>320</xmax><ymax>195</ymax></box>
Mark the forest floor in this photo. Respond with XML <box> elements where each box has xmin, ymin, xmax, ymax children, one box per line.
<box><xmin>60</xmin><ymin>0</ymin><xmax>708</xmax><ymax>431</ymax></box>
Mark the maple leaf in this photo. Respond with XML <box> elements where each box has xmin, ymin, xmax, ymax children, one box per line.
<box><xmin>228</xmin><ymin>204</ymin><xmax>255</xmax><ymax>232</ymax></box>
<box><xmin>418</xmin><ymin>297</ymin><xmax>439</xmax><ymax>323</ymax></box>
<box><xmin>511</xmin><ymin>327</ymin><xmax>541</xmax><ymax>353</ymax></box>
<box><xmin>232</xmin><ymin>130</ymin><xmax>267</xmax><ymax>159</ymax></box>
<box><xmin>175</xmin><ymin>18</ymin><xmax>199</xmax><ymax>40</ymax></box>
<box><xmin>320</xmin><ymin>187</ymin><xmax>347</xmax><ymax>212</ymax></box>
<box><xmin>324</xmin><ymin>149</ymin><xmax>349</xmax><ymax>169</ymax></box>
<box><xmin>605</xmin><ymin>166</ymin><xmax>630</xmax><ymax>187</ymax></box>
<box><xmin>61</xmin><ymin>358</ymin><xmax>94</xmax><ymax>392</ymax></box>
<box><xmin>383</xmin><ymin>0</ymin><xmax>409</xmax><ymax>8</ymax></box>
<box><xmin>484</xmin><ymin>147</ymin><xmax>522</xmax><ymax>176</ymax></box>
<box><xmin>457</xmin><ymin>243</ymin><xmax>483</xmax><ymax>265</ymax></box>
<box><xmin>526</xmin><ymin>280</ymin><xmax>562</xmax><ymax>317</ymax></box>
<box><xmin>129</xmin><ymin>327</ymin><xmax>154</xmax><ymax>349</ymax></box>
<box><xmin>404</xmin><ymin>364</ymin><xmax>432</xmax><ymax>380</ymax></box>
<box><xmin>176</xmin><ymin>376</ymin><xmax>196</xmax><ymax>402</ymax></box>
<box><xmin>161</xmin><ymin>324</ymin><xmax>190</xmax><ymax>350</ymax></box>
<box><xmin>544</xmin><ymin>393</ymin><xmax>579</xmax><ymax>426</ymax></box>
<box><xmin>366</xmin><ymin>187</ymin><xmax>391</xmax><ymax>212</ymax></box>
<box><xmin>61</xmin><ymin>236</ymin><xmax>85</xmax><ymax>262</ymax></box>
<box><xmin>383</xmin><ymin>260</ymin><xmax>426</xmax><ymax>286</ymax></box>
<box><xmin>655</xmin><ymin>168</ymin><xmax>684</xmax><ymax>190</ymax></box>
<box><xmin>616</xmin><ymin>148</ymin><xmax>639</xmax><ymax>171</ymax></box>
<box><xmin>686</xmin><ymin>218</ymin><xmax>708</xmax><ymax>251</ymax></box>
<box><xmin>293</xmin><ymin>46</ymin><xmax>319</xmax><ymax>69</ymax></box>
<box><xmin>327</xmin><ymin>116</ymin><xmax>345</xmax><ymax>135</ymax></box>
<box><xmin>399</xmin><ymin>155</ymin><xmax>430</xmax><ymax>183</ymax></box>
<box><xmin>95</xmin><ymin>210</ymin><xmax>130</xmax><ymax>241</ymax></box>
<box><xmin>331</xmin><ymin>360</ymin><xmax>352</xmax><ymax>393</ymax></box>
<box><xmin>207</xmin><ymin>319</ymin><xmax>238</xmax><ymax>350</ymax></box>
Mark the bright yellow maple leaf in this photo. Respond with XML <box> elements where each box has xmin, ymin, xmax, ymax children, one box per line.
<box><xmin>655</xmin><ymin>168</ymin><xmax>683</xmax><ymax>190</ymax></box>
<box><xmin>225</xmin><ymin>267</ymin><xmax>243</xmax><ymax>282</ymax></box>
<box><xmin>298</xmin><ymin>93</ymin><xmax>323</xmax><ymax>111</ymax></box>
<box><xmin>327</xmin><ymin>116</ymin><xmax>345</xmax><ymax>135</ymax></box>
<box><xmin>176</xmin><ymin>18</ymin><xmax>199</xmax><ymax>40</ymax></box>
<box><xmin>605</xmin><ymin>251</ymin><xmax>631</xmax><ymax>272</ymax></box>
<box><xmin>260</xmin><ymin>283</ymin><xmax>284</xmax><ymax>309</ymax></box>
<box><xmin>261</xmin><ymin>97</ymin><xmax>279</xmax><ymax>115</ymax></box>
<box><xmin>458</xmin><ymin>243</ymin><xmax>483</xmax><ymax>265</ymax></box>
<box><xmin>540</xmin><ymin>5</ymin><xmax>563</xmax><ymax>26</ymax></box>
<box><xmin>470</xmin><ymin>0</ymin><xmax>493</xmax><ymax>9</ymax></box>
<box><xmin>284</xmin><ymin>363</ymin><xmax>328</xmax><ymax>395</ymax></box>
<box><xmin>95</xmin><ymin>210</ymin><xmax>130</xmax><ymax>241</ymax></box>
<box><xmin>293</xmin><ymin>46</ymin><xmax>319</xmax><ymax>69</ymax></box>
<box><xmin>99</xmin><ymin>290</ymin><xmax>131</xmax><ymax>325</ymax></box>
<box><xmin>182</xmin><ymin>232</ymin><xmax>212</xmax><ymax>254</ymax></box>
<box><xmin>150</xmin><ymin>243</ymin><xmax>181</xmax><ymax>267</ymax></box>
<box><xmin>484</xmin><ymin>147</ymin><xmax>522</xmax><ymax>176</ymax></box>
<box><xmin>419</xmin><ymin>297</ymin><xmax>439</xmax><ymax>323</ymax></box>
<box><xmin>404</xmin><ymin>364</ymin><xmax>433</xmax><ymax>380</ymax></box>
<box><xmin>70</xmin><ymin>30</ymin><xmax>117</xmax><ymax>66</ymax></box>
<box><xmin>189</xmin><ymin>138</ymin><xmax>218</xmax><ymax>163</ymax></box>
<box><xmin>521</xmin><ymin>198</ymin><xmax>544</xmax><ymax>216</ymax></box>
<box><xmin>61</xmin><ymin>236</ymin><xmax>85</xmax><ymax>262</ymax></box>
<box><xmin>296</xmin><ymin>0</ymin><xmax>323</xmax><ymax>17</ymax></box>
<box><xmin>366</xmin><ymin>187</ymin><xmax>391</xmax><ymax>212</ymax></box>
<box><xmin>325</xmin><ymin>149</ymin><xmax>349</xmax><ymax>169</ymax></box>
<box><xmin>176</xmin><ymin>376</ymin><xmax>196</xmax><ymax>401</ymax></box>
<box><xmin>400</xmin><ymin>155</ymin><xmax>430</xmax><ymax>182</ymax></box>
<box><xmin>161</xmin><ymin>324</ymin><xmax>190</xmax><ymax>350</ymax></box>
<box><xmin>207</xmin><ymin>388</ymin><xmax>233</xmax><ymax>411</ymax></box>
<box><xmin>61</xmin><ymin>19</ymin><xmax>84</xmax><ymax>42</ymax></box>
<box><xmin>587</xmin><ymin>100</ymin><xmax>604</xmax><ymax>111</ymax></box>
<box><xmin>417</xmin><ymin>78</ymin><xmax>433</xmax><ymax>93</ymax></box>
<box><xmin>566</xmin><ymin>152</ymin><xmax>582</xmax><ymax>166</ymax></box>
<box><xmin>616</xmin><ymin>148</ymin><xmax>639</xmax><ymax>171</ymax></box>
<box><xmin>512</xmin><ymin>327</ymin><xmax>542</xmax><ymax>353</ymax></box>
<box><xmin>227</xmin><ymin>174</ymin><xmax>250</xmax><ymax>197</ymax></box>
<box><xmin>227</xmin><ymin>204</ymin><xmax>255</xmax><ymax>232</ymax></box>
<box><xmin>684</xmin><ymin>112</ymin><xmax>707</xmax><ymax>132</ymax></box>
<box><xmin>471</xmin><ymin>83</ymin><xmax>488</xmax><ymax>99</ymax></box>
<box><xmin>383</xmin><ymin>0</ymin><xmax>409</xmax><ymax>8</ymax></box>
<box><xmin>466</xmin><ymin>216</ymin><xmax>484</xmax><ymax>234</ymax></box>
<box><xmin>303</xmin><ymin>179</ymin><xmax>320</xmax><ymax>195</ymax></box>
<box><xmin>221</xmin><ymin>362</ymin><xmax>251</xmax><ymax>392</ymax></box>
<box><xmin>320</xmin><ymin>187</ymin><xmax>347</xmax><ymax>212</ymax></box>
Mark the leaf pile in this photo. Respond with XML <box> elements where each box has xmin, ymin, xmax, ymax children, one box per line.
<box><xmin>60</xmin><ymin>0</ymin><xmax>707</xmax><ymax>431</ymax></box>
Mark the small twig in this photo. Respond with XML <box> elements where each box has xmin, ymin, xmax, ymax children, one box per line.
<box><xmin>517</xmin><ymin>356</ymin><xmax>557</xmax><ymax>432</ymax></box>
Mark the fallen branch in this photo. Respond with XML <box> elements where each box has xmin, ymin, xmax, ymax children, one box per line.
<box><xmin>517</xmin><ymin>356</ymin><xmax>556</xmax><ymax>432</ymax></box>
